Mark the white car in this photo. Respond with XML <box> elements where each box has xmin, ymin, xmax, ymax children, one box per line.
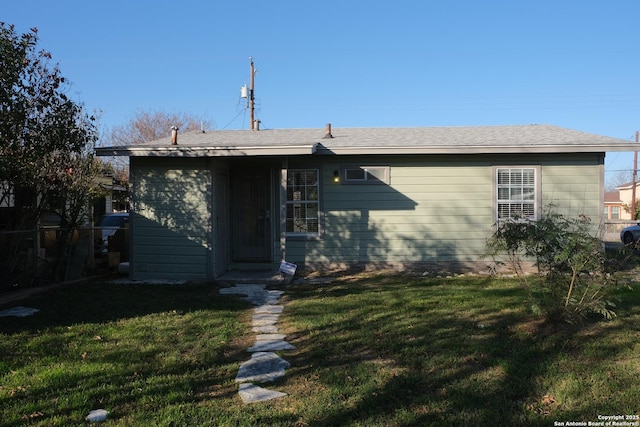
<box><xmin>620</xmin><ymin>223</ymin><xmax>640</xmax><ymax>244</ymax></box>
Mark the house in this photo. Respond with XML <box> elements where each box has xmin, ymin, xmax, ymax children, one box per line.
<box><xmin>95</xmin><ymin>124</ymin><xmax>639</xmax><ymax>281</ymax></box>
<box><xmin>604</xmin><ymin>190</ymin><xmax>626</xmax><ymax>220</ymax></box>
<box><xmin>609</xmin><ymin>180</ymin><xmax>640</xmax><ymax>221</ymax></box>
<box><xmin>93</xmin><ymin>174</ymin><xmax>129</xmax><ymax>218</ymax></box>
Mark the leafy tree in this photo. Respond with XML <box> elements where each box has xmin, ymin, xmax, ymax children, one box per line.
<box><xmin>0</xmin><ymin>23</ymin><xmax>100</xmax><ymax>285</ymax></box>
<box><xmin>486</xmin><ymin>208</ymin><xmax>628</xmax><ymax>325</ymax></box>
<box><xmin>622</xmin><ymin>199</ymin><xmax>640</xmax><ymax>221</ymax></box>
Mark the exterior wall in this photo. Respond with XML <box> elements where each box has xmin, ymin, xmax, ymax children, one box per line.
<box><xmin>538</xmin><ymin>156</ymin><xmax>603</xmax><ymax>220</ymax></box>
<box><xmin>130</xmin><ymin>157</ymin><xmax>213</xmax><ymax>280</ymax></box>
<box><xmin>127</xmin><ymin>152</ymin><xmax>604</xmax><ymax>279</ymax></box>
<box><xmin>285</xmin><ymin>153</ymin><xmax>604</xmax><ymax>272</ymax></box>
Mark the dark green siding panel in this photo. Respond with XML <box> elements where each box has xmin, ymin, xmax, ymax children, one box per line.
<box><xmin>130</xmin><ymin>157</ymin><xmax>212</xmax><ymax>280</ymax></box>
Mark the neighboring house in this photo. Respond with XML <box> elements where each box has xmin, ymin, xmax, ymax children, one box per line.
<box><xmin>93</xmin><ymin>174</ymin><xmax>129</xmax><ymax>219</ymax></box>
<box><xmin>96</xmin><ymin>124</ymin><xmax>639</xmax><ymax>281</ymax></box>
<box><xmin>604</xmin><ymin>190</ymin><xmax>627</xmax><ymax>220</ymax></box>
<box><xmin>612</xmin><ymin>180</ymin><xmax>640</xmax><ymax>220</ymax></box>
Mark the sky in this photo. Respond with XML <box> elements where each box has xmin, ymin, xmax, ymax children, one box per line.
<box><xmin>3</xmin><ymin>0</ymin><xmax>640</xmax><ymax>186</ymax></box>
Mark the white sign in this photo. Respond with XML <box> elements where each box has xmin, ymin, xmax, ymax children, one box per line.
<box><xmin>279</xmin><ymin>261</ymin><xmax>297</xmax><ymax>276</ymax></box>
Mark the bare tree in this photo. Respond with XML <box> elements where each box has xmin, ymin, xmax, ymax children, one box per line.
<box><xmin>102</xmin><ymin>110</ymin><xmax>214</xmax><ymax>185</ymax></box>
<box><xmin>606</xmin><ymin>169</ymin><xmax>634</xmax><ymax>192</ymax></box>
<box><xmin>106</xmin><ymin>109</ymin><xmax>214</xmax><ymax>145</ymax></box>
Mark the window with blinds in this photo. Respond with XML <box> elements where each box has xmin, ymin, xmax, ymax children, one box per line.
<box><xmin>496</xmin><ymin>168</ymin><xmax>537</xmax><ymax>220</ymax></box>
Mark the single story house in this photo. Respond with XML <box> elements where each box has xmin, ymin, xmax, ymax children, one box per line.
<box><xmin>96</xmin><ymin>124</ymin><xmax>639</xmax><ymax>281</ymax></box>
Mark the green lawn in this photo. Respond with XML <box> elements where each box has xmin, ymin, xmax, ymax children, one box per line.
<box><xmin>0</xmin><ymin>274</ymin><xmax>639</xmax><ymax>426</ymax></box>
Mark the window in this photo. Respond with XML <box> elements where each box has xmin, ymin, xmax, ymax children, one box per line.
<box><xmin>0</xmin><ymin>181</ymin><xmax>15</xmax><ymax>208</ymax></box>
<box><xmin>496</xmin><ymin>167</ymin><xmax>538</xmax><ymax>220</ymax></box>
<box><xmin>341</xmin><ymin>165</ymin><xmax>390</xmax><ymax>184</ymax></box>
<box><xmin>611</xmin><ymin>206</ymin><xmax>620</xmax><ymax>220</ymax></box>
<box><xmin>286</xmin><ymin>169</ymin><xmax>319</xmax><ymax>235</ymax></box>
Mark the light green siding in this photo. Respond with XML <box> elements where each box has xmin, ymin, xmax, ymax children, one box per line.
<box><xmin>130</xmin><ymin>157</ymin><xmax>213</xmax><ymax>280</ymax></box>
<box><xmin>285</xmin><ymin>153</ymin><xmax>603</xmax><ymax>271</ymax></box>
<box><xmin>541</xmin><ymin>164</ymin><xmax>602</xmax><ymax>219</ymax></box>
<box><xmin>126</xmin><ymin>152</ymin><xmax>604</xmax><ymax>277</ymax></box>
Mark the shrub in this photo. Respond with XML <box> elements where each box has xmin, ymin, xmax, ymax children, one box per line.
<box><xmin>486</xmin><ymin>209</ymin><xmax>625</xmax><ymax>324</ymax></box>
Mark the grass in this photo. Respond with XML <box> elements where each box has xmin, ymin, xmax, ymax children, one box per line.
<box><xmin>0</xmin><ymin>273</ymin><xmax>639</xmax><ymax>426</ymax></box>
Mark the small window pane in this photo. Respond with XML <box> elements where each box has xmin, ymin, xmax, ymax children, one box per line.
<box><xmin>346</xmin><ymin>168</ymin><xmax>366</xmax><ymax>180</ymax></box>
<box><xmin>366</xmin><ymin>168</ymin><xmax>386</xmax><ymax>181</ymax></box>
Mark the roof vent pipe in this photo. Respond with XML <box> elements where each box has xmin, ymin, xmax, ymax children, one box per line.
<box><xmin>323</xmin><ymin>123</ymin><xmax>333</xmax><ymax>139</ymax></box>
<box><xmin>171</xmin><ymin>126</ymin><xmax>179</xmax><ymax>145</ymax></box>
<box><xmin>253</xmin><ymin>120</ymin><xmax>261</xmax><ymax>131</ymax></box>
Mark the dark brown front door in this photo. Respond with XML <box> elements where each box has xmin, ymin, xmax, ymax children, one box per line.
<box><xmin>231</xmin><ymin>167</ymin><xmax>272</xmax><ymax>261</ymax></box>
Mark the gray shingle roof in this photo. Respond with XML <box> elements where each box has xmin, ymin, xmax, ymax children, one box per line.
<box><xmin>95</xmin><ymin>124</ymin><xmax>639</xmax><ymax>157</ymax></box>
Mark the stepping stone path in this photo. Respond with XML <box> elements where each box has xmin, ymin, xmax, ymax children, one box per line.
<box><xmin>219</xmin><ymin>284</ymin><xmax>294</xmax><ymax>403</ymax></box>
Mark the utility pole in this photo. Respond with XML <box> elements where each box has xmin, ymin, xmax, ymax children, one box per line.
<box><xmin>249</xmin><ymin>56</ymin><xmax>256</xmax><ymax>130</ymax></box>
<box><xmin>633</xmin><ymin>131</ymin><xmax>639</xmax><ymax>220</ymax></box>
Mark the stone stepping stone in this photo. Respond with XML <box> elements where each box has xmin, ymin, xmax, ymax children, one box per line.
<box><xmin>247</xmin><ymin>340</ymin><xmax>296</xmax><ymax>352</ymax></box>
<box><xmin>238</xmin><ymin>383</ymin><xmax>287</xmax><ymax>403</ymax></box>
<box><xmin>256</xmin><ymin>333</ymin><xmax>286</xmax><ymax>341</ymax></box>
<box><xmin>266</xmin><ymin>290</ymin><xmax>284</xmax><ymax>303</ymax></box>
<box><xmin>235</xmin><ymin>352</ymin><xmax>290</xmax><ymax>383</ymax></box>
<box><xmin>252</xmin><ymin>313</ymin><xmax>280</xmax><ymax>326</ymax></box>
<box><xmin>254</xmin><ymin>305</ymin><xmax>284</xmax><ymax>314</ymax></box>
<box><xmin>252</xmin><ymin>325</ymin><xmax>279</xmax><ymax>333</ymax></box>
<box><xmin>219</xmin><ymin>284</ymin><xmax>269</xmax><ymax>305</ymax></box>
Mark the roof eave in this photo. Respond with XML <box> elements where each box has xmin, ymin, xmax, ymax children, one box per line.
<box><xmin>95</xmin><ymin>145</ymin><xmax>316</xmax><ymax>157</ymax></box>
<box><xmin>96</xmin><ymin>142</ymin><xmax>640</xmax><ymax>157</ymax></box>
<box><xmin>312</xmin><ymin>144</ymin><xmax>640</xmax><ymax>155</ymax></box>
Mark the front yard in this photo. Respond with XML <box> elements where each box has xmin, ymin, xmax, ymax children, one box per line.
<box><xmin>0</xmin><ymin>273</ymin><xmax>638</xmax><ymax>426</ymax></box>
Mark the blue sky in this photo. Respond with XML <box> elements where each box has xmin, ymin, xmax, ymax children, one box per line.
<box><xmin>4</xmin><ymin>0</ymin><xmax>640</xmax><ymax>185</ymax></box>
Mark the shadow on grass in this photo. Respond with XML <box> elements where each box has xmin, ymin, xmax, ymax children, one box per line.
<box><xmin>0</xmin><ymin>281</ymin><xmax>249</xmax><ymax>331</ymax></box>
<box><xmin>280</xmin><ymin>274</ymin><xmax>640</xmax><ymax>426</ymax></box>
<box><xmin>0</xmin><ymin>280</ymin><xmax>253</xmax><ymax>426</ymax></box>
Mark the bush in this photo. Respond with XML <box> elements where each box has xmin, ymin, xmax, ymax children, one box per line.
<box><xmin>486</xmin><ymin>210</ymin><xmax>626</xmax><ymax>324</ymax></box>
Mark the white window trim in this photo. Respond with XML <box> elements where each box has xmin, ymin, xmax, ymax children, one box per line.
<box><xmin>493</xmin><ymin>166</ymin><xmax>541</xmax><ymax>222</ymax></box>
